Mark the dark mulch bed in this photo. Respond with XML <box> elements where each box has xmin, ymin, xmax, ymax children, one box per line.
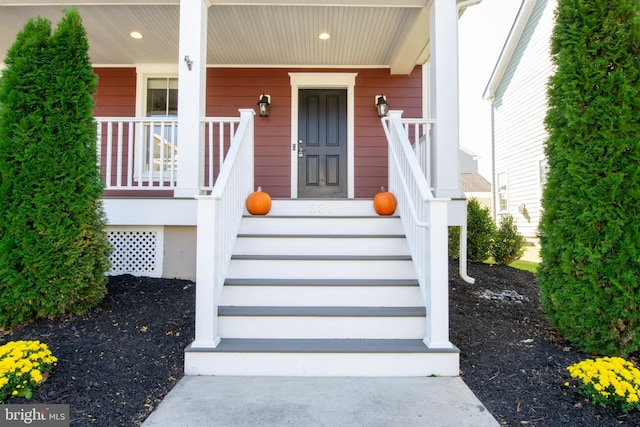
<box><xmin>2</xmin><ymin>261</ymin><xmax>640</xmax><ymax>426</ymax></box>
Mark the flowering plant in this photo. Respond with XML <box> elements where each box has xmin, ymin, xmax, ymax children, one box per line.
<box><xmin>567</xmin><ymin>356</ymin><xmax>640</xmax><ymax>412</ymax></box>
<box><xmin>0</xmin><ymin>340</ymin><xmax>57</xmax><ymax>401</ymax></box>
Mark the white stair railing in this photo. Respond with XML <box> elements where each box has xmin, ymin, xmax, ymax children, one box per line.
<box><xmin>401</xmin><ymin>118</ymin><xmax>435</xmax><ymax>191</ymax></box>
<box><xmin>192</xmin><ymin>109</ymin><xmax>255</xmax><ymax>349</ymax></box>
<box><xmin>382</xmin><ymin>110</ymin><xmax>452</xmax><ymax>349</ymax></box>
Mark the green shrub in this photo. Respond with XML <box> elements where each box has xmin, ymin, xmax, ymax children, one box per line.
<box><xmin>539</xmin><ymin>0</ymin><xmax>640</xmax><ymax>356</ymax></box>
<box><xmin>0</xmin><ymin>9</ymin><xmax>111</xmax><ymax>327</ymax></box>
<box><xmin>491</xmin><ymin>214</ymin><xmax>525</xmax><ymax>265</ymax></box>
<box><xmin>449</xmin><ymin>198</ymin><xmax>496</xmax><ymax>262</ymax></box>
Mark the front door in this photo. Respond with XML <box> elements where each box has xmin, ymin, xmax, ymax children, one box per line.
<box><xmin>298</xmin><ymin>89</ymin><xmax>347</xmax><ymax>198</ymax></box>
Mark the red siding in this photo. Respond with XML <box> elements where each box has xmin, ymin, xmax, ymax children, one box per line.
<box><xmin>207</xmin><ymin>67</ymin><xmax>422</xmax><ymax>198</ymax></box>
<box><xmin>94</xmin><ymin>68</ymin><xmax>136</xmax><ymax>117</ymax></box>
<box><xmin>354</xmin><ymin>68</ymin><xmax>422</xmax><ymax>197</ymax></box>
<box><xmin>93</xmin><ymin>66</ymin><xmax>422</xmax><ymax>198</ymax></box>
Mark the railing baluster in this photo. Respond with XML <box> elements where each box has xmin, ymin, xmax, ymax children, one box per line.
<box><xmin>207</xmin><ymin>122</ymin><xmax>214</xmax><ymax>188</ymax></box>
<box><xmin>218</xmin><ymin>121</ymin><xmax>225</xmax><ymax>171</ymax></box>
<box><xmin>158</xmin><ymin>121</ymin><xmax>166</xmax><ymax>184</ymax></box>
<box><xmin>170</xmin><ymin>121</ymin><xmax>177</xmax><ymax>185</ymax></box>
<box><xmin>116</xmin><ymin>121</ymin><xmax>123</xmax><ymax>188</ymax></box>
<box><xmin>106</xmin><ymin>122</ymin><xmax>113</xmax><ymax>188</ymax></box>
<box><xmin>126</xmin><ymin>122</ymin><xmax>133</xmax><ymax>187</ymax></box>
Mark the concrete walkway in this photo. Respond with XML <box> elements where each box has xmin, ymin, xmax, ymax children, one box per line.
<box><xmin>143</xmin><ymin>376</ymin><xmax>499</xmax><ymax>427</ymax></box>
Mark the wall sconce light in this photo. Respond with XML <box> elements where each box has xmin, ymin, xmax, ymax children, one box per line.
<box><xmin>257</xmin><ymin>94</ymin><xmax>271</xmax><ymax>117</ymax></box>
<box><xmin>375</xmin><ymin>95</ymin><xmax>389</xmax><ymax>117</ymax></box>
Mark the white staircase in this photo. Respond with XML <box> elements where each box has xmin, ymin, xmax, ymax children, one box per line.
<box><xmin>185</xmin><ymin>199</ymin><xmax>459</xmax><ymax>376</ymax></box>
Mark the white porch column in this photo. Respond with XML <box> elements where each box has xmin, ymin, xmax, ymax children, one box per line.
<box><xmin>175</xmin><ymin>0</ymin><xmax>208</xmax><ymax>198</ymax></box>
<box><xmin>429</xmin><ymin>0</ymin><xmax>464</xmax><ymax>199</ymax></box>
<box><xmin>424</xmin><ymin>198</ymin><xmax>453</xmax><ymax>349</ymax></box>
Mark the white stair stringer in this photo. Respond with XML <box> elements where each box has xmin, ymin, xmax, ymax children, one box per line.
<box><xmin>185</xmin><ymin>199</ymin><xmax>459</xmax><ymax>377</ymax></box>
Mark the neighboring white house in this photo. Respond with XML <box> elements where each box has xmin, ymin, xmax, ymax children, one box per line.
<box><xmin>459</xmin><ymin>147</ymin><xmax>491</xmax><ymax>210</ymax></box>
<box><xmin>483</xmin><ymin>0</ymin><xmax>556</xmax><ymax>241</ymax></box>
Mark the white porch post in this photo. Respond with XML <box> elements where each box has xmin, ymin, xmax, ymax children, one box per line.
<box><xmin>192</xmin><ymin>196</ymin><xmax>221</xmax><ymax>348</ymax></box>
<box><xmin>175</xmin><ymin>0</ymin><xmax>208</xmax><ymax>198</ymax></box>
<box><xmin>424</xmin><ymin>198</ymin><xmax>453</xmax><ymax>348</ymax></box>
<box><xmin>429</xmin><ymin>0</ymin><xmax>463</xmax><ymax>199</ymax></box>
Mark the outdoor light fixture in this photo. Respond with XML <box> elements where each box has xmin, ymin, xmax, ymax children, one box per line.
<box><xmin>257</xmin><ymin>94</ymin><xmax>271</xmax><ymax>117</ymax></box>
<box><xmin>375</xmin><ymin>95</ymin><xmax>389</xmax><ymax>117</ymax></box>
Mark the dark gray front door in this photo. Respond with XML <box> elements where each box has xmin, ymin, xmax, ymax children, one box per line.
<box><xmin>298</xmin><ymin>89</ymin><xmax>347</xmax><ymax>198</ymax></box>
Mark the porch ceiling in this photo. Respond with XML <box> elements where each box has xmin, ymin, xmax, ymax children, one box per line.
<box><xmin>0</xmin><ymin>1</ymin><xmax>473</xmax><ymax>75</ymax></box>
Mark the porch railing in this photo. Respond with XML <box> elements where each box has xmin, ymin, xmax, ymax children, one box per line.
<box><xmin>401</xmin><ymin>118</ymin><xmax>435</xmax><ymax>191</ymax></box>
<box><xmin>191</xmin><ymin>109</ymin><xmax>255</xmax><ymax>348</ymax></box>
<box><xmin>95</xmin><ymin>116</ymin><xmax>241</xmax><ymax>191</ymax></box>
<box><xmin>381</xmin><ymin>110</ymin><xmax>452</xmax><ymax>349</ymax></box>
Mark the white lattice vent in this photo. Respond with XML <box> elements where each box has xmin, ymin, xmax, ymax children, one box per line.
<box><xmin>107</xmin><ymin>226</ymin><xmax>164</xmax><ymax>278</ymax></box>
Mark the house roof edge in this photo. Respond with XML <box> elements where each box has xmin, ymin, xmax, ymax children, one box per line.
<box><xmin>482</xmin><ymin>0</ymin><xmax>537</xmax><ymax>101</ymax></box>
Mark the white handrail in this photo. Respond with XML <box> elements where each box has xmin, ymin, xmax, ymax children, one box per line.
<box><xmin>381</xmin><ymin>110</ymin><xmax>452</xmax><ymax>349</ymax></box>
<box><xmin>381</xmin><ymin>114</ymin><xmax>433</xmax><ymax>228</ymax></box>
<box><xmin>192</xmin><ymin>109</ymin><xmax>255</xmax><ymax>349</ymax></box>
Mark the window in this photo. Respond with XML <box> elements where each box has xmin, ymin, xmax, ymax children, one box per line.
<box><xmin>497</xmin><ymin>172</ymin><xmax>508</xmax><ymax>212</ymax></box>
<box><xmin>147</xmin><ymin>78</ymin><xmax>178</xmax><ymax>116</ymax></box>
<box><xmin>539</xmin><ymin>158</ymin><xmax>549</xmax><ymax>201</ymax></box>
<box><xmin>142</xmin><ymin>77</ymin><xmax>178</xmax><ymax>178</ymax></box>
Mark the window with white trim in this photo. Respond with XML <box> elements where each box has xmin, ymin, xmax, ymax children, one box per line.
<box><xmin>497</xmin><ymin>172</ymin><xmax>508</xmax><ymax>212</ymax></box>
<box><xmin>147</xmin><ymin>77</ymin><xmax>178</xmax><ymax>116</ymax></box>
<box><xmin>141</xmin><ymin>77</ymin><xmax>178</xmax><ymax>179</ymax></box>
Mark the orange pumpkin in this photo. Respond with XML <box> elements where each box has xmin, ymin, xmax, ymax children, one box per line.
<box><xmin>246</xmin><ymin>186</ymin><xmax>271</xmax><ymax>215</ymax></box>
<box><xmin>373</xmin><ymin>187</ymin><xmax>397</xmax><ymax>216</ymax></box>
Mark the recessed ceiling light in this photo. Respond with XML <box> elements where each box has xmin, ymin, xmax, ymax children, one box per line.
<box><xmin>130</xmin><ymin>31</ymin><xmax>143</xmax><ymax>40</ymax></box>
<box><xmin>318</xmin><ymin>32</ymin><xmax>330</xmax><ymax>40</ymax></box>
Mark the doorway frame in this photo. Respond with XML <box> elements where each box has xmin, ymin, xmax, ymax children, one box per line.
<box><xmin>289</xmin><ymin>72</ymin><xmax>357</xmax><ymax>198</ymax></box>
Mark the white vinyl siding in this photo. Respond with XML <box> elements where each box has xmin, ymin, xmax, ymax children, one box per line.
<box><xmin>491</xmin><ymin>0</ymin><xmax>556</xmax><ymax>239</ymax></box>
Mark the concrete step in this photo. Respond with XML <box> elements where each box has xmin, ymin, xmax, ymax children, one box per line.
<box><xmin>185</xmin><ymin>339</ymin><xmax>460</xmax><ymax>376</ymax></box>
<box><xmin>218</xmin><ymin>306</ymin><xmax>426</xmax><ymax>339</ymax></box>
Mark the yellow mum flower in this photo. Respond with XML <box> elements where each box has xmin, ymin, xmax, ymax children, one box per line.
<box><xmin>30</xmin><ymin>370</ymin><xmax>43</xmax><ymax>383</ymax></box>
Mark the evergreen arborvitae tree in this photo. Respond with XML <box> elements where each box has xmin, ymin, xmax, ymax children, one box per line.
<box><xmin>539</xmin><ymin>0</ymin><xmax>640</xmax><ymax>356</ymax></box>
<box><xmin>0</xmin><ymin>9</ymin><xmax>111</xmax><ymax>327</ymax></box>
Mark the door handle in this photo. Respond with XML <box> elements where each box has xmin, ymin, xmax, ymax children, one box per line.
<box><xmin>298</xmin><ymin>147</ymin><xmax>304</xmax><ymax>158</ymax></box>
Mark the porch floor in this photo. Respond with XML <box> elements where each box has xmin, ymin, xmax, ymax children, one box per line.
<box><xmin>142</xmin><ymin>376</ymin><xmax>499</xmax><ymax>426</ymax></box>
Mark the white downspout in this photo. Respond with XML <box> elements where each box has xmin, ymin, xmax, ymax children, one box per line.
<box><xmin>456</xmin><ymin>0</ymin><xmax>482</xmax><ymax>284</ymax></box>
<box><xmin>459</xmin><ymin>224</ymin><xmax>475</xmax><ymax>284</ymax></box>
